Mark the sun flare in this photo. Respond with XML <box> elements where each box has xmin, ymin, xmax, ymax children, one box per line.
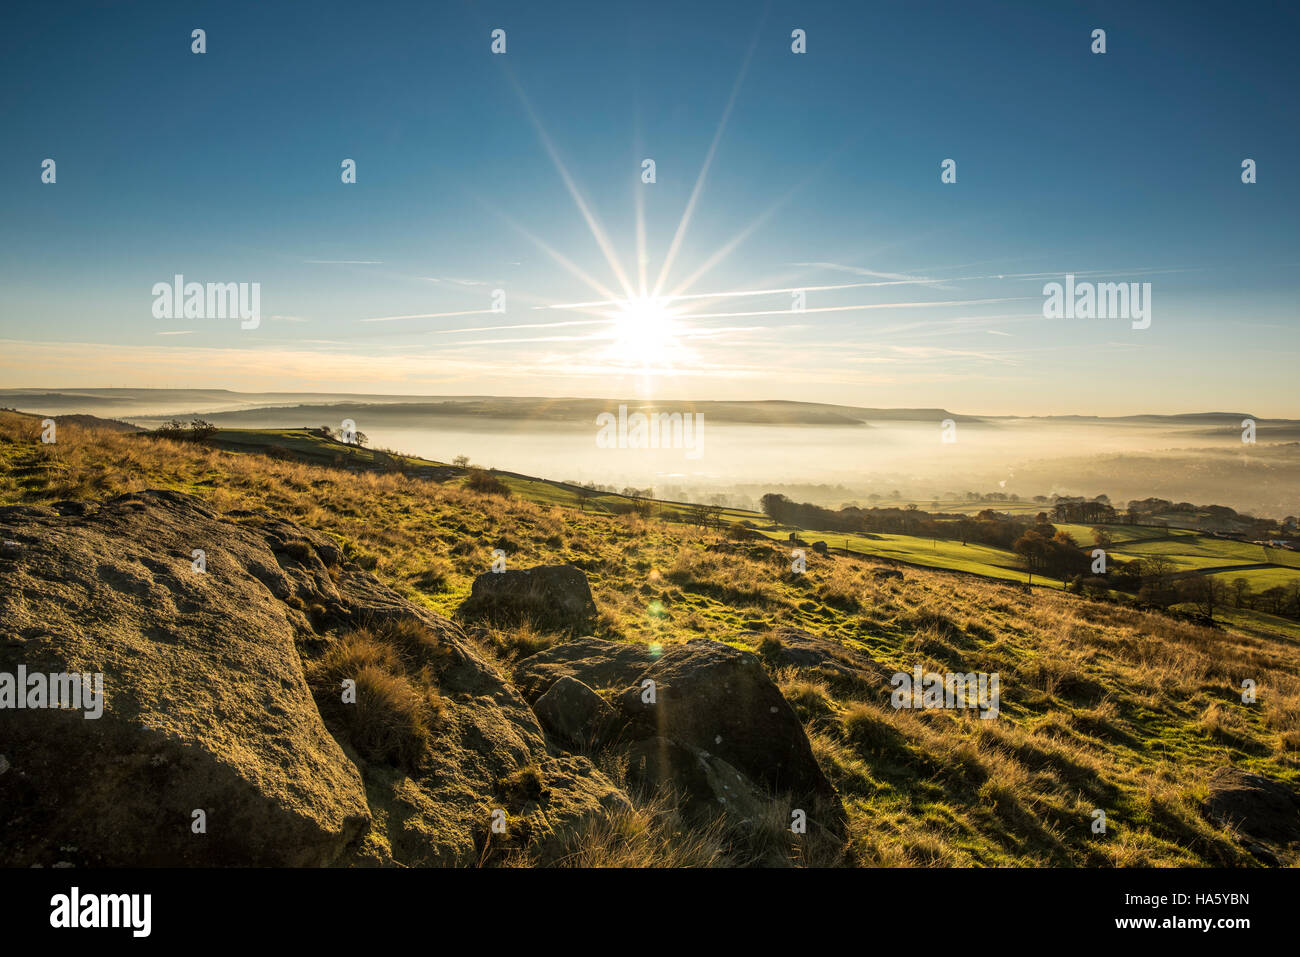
<box><xmin>604</xmin><ymin>296</ymin><xmax>683</xmax><ymax>369</ymax></box>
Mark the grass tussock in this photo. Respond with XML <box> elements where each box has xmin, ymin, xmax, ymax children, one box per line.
<box><xmin>308</xmin><ymin>621</ymin><xmax>450</xmax><ymax>772</ymax></box>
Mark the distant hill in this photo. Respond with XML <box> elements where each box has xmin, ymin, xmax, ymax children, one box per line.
<box><xmin>5</xmin><ymin>389</ymin><xmax>1297</xmax><ymax>428</ymax></box>
<box><xmin>124</xmin><ymin>398</ymin><xmax>983</xmax><ymax>428</ymax></box>
<box><xmin>0</xmin><ymin>408</ymin><xmax>142</xmax><ymax>433</ymax></box>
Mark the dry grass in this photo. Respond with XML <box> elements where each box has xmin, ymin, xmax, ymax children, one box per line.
<box><xmin>3</xmin><ymin>410</ymin><xmax>1298</xmax><ymax>866</ymax></box>
<box><xmin>502</xmin><ymin>790</ymin><xmax>728</xmax><ymax>868</ymax></box>
<box><xmin>308</xmin><ymin>623</ymin><xmax>448</xmax><ymax>772</ymax></box>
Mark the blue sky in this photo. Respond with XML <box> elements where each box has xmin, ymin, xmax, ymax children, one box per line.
<box><xmin>1</xmin><ymin>0</ymin><xmax>1297</xmax><ymax>414</ymax></box>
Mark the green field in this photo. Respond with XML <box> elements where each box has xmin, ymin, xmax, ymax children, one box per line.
<box><xmin>1053</xmin><ymin>523</ymin><xmax>1196</xmax><ymax>545</ymax></box>
<box><xmin>1209</xmin><ymin>567</ymin><xmax>1300</xmax><ymax>592</ymax></box>
<box><xmin>1117</xmin><ymin>536</ymin><xmax>1274</xmax><ymax>564</ymax></box>
<box><xmin>1056</xmin><ymin>521</ymin><xmax>1299</xmax><ymax>572</ymax></box>
<box><xmin>752</xmin><ymin>527</ymin><xmax>1051</xmax><ymax>587</ymax></box>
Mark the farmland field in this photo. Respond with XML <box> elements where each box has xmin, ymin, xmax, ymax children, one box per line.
<box><xmin>1208</xmin><ymin>567</ymin><xmax>1300</xmax><ymax>592</ymax></box>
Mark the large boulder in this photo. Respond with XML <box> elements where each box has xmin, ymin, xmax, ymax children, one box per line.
<box><xmin>457</xmin><ymin>564</ymin><xmax>597</xmax><ymax>633</ymax></box>
<box><xmin>614</xmin><ymin>640</ymin><xmax>842</xmax><ymax>815</ymax></box>
<box><xmin>0</xmin><ymin>490</ymin><xmax>628</xmax><ymax>867</ymax></box>
<box><xmin>514</xmin><ymin>636</ymin><xmax>846</xmax><ymax>834</ymax></box>
<box><xmin>627</xmin><ymin>737</ymin><xmax>767</xmax><ymax>825</ymax></box>
<box><xmin>0</xmin><ymin>491</ymin><xmax>369</xmax><ymax>866</ymax></box>
<box><xmin>513</xmin><ymin>635</ymin><xmax>660</xmax><ymax>702</ymax></box>
<box><xmin>1204</xmin><ymin>767</ymin><xmax>1300</xmax><ymax>855</ymax></box>
<box><xmin>531</xmin><ymin>675</ymin><xmax>617</xmax><ymax>747</ymax></box>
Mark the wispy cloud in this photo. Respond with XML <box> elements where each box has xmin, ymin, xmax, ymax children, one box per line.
<box><xmin>789</xmin><ymin>262</ymin><xmax>944</xmax><ymax>284</ymax></box>
<box><xmin>360</xmin><ymin>308</ymin><xmax>499</xmax><ymax>324</ymax></box>
<box><xmin>678</xmin><ymin>297</ymin><xmax>1034</xmax><ymax>321</ymax></box>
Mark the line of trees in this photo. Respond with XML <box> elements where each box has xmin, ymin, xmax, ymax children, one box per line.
<box><xmin>1011</xmin><ymin>525</ymin><xmax>1091</xmax><ymax>580</ymax></box>
<box><xmin>759</xmin><ymin>493</ymin><xmax>1046</xmax><ymax>551</ymax></box>
<box><xmin>154</xmin><ymin>418</ymin><xmax>218</xmax><ymax>441</ymax></box>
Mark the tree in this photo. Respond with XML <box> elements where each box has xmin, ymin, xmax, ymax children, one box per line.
<box><xmin>1105</xmin><ymin>559</ymin><xmax>1140</xmax><ymax>592</ymax></box>
<box><xmin>452</xmin><ymin>455</ymin><xmax>470</xmax><ymax>467</ymax></box>
<box><xmin>1178</xmin><ymin>575</ymin><xmax>1224</xmax><ymax>619</ymax></box>
<box><xmin>1142</xmin><ymin>555</ymin><xmax>1176</xmax><ymax>585</ymax></box>
<box><xmin>1230</xmin><ymin>577</ymin><xmax>1252</xmax><ymax>608</ymax></box>
<box><xmin>760</xmin><ymin>493</ymin><xmax>790</xmax><ymax>523</ymax></box>
<box><xmin>156</xmin><ymin>418</ymin><xmax>217</xmax><ymax>442</ymax></box>
<box><xmin>1013</xmin><ymin>530</ymin><xmax>1050</xmax><ymax>575</ymax></box>
<box><xmin>1136</xmin><ymin>555</ymin><xmax>1178</xmax><ymax>608</ymax></box>
<box><xmin>1258</xmin><ymin>585</ymin><xmax>1288</xmax><ymax>615</ymax></box>
<box><xmin>465</xmin><ymin>468</ymin><xmax>510</xmax><ymax>497</ymax></box>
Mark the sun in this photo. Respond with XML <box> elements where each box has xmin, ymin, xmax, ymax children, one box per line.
<box><xmin>604</xmin><ymin>296</ymin><xmax>682</xmax><ymax>369</ymax></box>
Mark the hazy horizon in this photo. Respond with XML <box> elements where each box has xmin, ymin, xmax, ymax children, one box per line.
<box><xmin>3</xmin><ymin>386</ymin><xmax>1298</xmax><ymax>423</ymax></box>
<box><xmin>6</xmin><ymin>387</ymin><xmax>1295</xmax><ymax>519</ymax></box>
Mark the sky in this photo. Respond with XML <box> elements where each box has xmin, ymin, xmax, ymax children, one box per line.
<box><xmin>1</xmin><ymin>0</ymin><xmax>1297</xmax><ymax>416</ymax></box>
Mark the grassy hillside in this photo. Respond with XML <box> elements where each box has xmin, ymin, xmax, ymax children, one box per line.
<box><xmin>2</xmin><ymin>409</ymin><xmax>1297</xmax><ymax>866</ymax></box>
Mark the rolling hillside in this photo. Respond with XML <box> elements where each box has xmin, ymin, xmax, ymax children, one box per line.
<box><xmin>2</xmin><ymin>408</ymin><xmax>1298</xmax><ymax>866</ymax></box>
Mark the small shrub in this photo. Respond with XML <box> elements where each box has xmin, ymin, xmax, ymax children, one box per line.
<box><xmin>466</xmin><ymin>469</ymin><xmax>511</xmax><ymax>497</ymax></box>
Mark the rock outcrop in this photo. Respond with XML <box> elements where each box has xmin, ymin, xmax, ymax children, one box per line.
<box><xmin>0</xmin><ymin>491</ymin><xmax>623</xmax><ymax>867</ymax></box>
<box><xmin>614</xmin><ymin>640</ymin><xmax>840</xmax><ymax>810</ymax></box>
<box><xmin>746</xmin><ymin>626</ymin><xmax>879</xmax><ymax>687</ymax></box>
<box><xmin>514</xmin><ymin>636</ymin><xmax>846</xmax><ymax>836</ymax></box>
<box><xmin>0</xmin><ymin>492</ymin><xmax>371</xmax><ymax>865</ymax></box>
<box><xmin>531</xmin><ymin>675</ymin><xmax>616</xmax><ymax>747</ymax></box>
<box><xmin>457</xmin><ymin>564</ymin><xmax>597</xmax><ymax>632</ymax></box>
<box><xmin>0</xmin><ymin>490</ymin><xmax>850</xmax><ymax>866</ymax></box>
<box><xmin>1204</xmin><ymin>767</ymin><xmax>1300</xmax><ymax>863</ymax></box>
<box><xmin>627</xmin><ymin>737</ymin><xmax>767</xmax><ymax>823</ymax></box>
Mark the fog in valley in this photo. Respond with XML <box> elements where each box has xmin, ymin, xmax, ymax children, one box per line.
<box><xmin>6</xmin><ymin>390</ymin><xmax>1296</xmax><ymax>518</ymax></box>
